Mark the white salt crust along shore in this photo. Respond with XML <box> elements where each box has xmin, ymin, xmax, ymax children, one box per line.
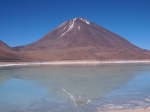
<box><xmin>0</xmin><ymin>60</ymin><xmax>150</xmax><ymax>67</ymax></box>
<box><xmin>108</xmin><ymin>107</ymin><xmax>150</xmax><ymax>112</ymax></box>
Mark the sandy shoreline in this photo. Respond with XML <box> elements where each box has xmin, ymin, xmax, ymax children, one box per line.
<box><xmin>0</xmin><ymin>60</ymin><xmax>150</xmax><ymax>67</ymax></box>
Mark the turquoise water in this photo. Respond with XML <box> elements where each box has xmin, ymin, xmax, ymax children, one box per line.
<box><xmin>0</xmin><ymin>64</ymin><xmax>150</xmax><ymax>112</ymax></box>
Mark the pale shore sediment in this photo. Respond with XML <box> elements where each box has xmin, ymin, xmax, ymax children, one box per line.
<box><xmin>0</xmin><ymin>60</ymin><xmax>150</xmax><ymax>67</ymax></box>
<box><xmin>109</xmin><ymin>107</ymin><xmax>150</xmax><ymax>112</ymax></box>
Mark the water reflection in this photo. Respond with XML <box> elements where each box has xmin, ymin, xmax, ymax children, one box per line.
<box><xmin>92</xmin><ymin>68</ymin><xmax>150</xmax><ymax>111</ymax></box>
<box><xmin>0</xmin><ymin>64</ymin><xmax>150</xmax><ymax>111</ymax></box>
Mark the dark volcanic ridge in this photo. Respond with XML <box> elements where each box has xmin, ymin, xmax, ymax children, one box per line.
<box><xmin>1</xmin><ymin>18</ymin><xmax>150</xmax><ymax>62</ymax></box>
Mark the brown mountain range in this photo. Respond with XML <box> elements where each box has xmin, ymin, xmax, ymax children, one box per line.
<box><xmin>1</xmin><ymin>18</ymin><xmax>150</xmax><ymax>62</ymax></box>
<box><xmin>0</xmin><ymin>40</ymin><xmax>29</xmax><ymax>62</ymax></box>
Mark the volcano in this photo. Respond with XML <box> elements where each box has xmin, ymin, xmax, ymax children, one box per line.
<box><xmin>20</xmin><ymin>18</ymin><xmax>140</xmax><ymax>50</ymax></box>
<box><xmin>1</xmin><ymin>18</ymin><xmax>150</xmax><ymax>61</ymax></box>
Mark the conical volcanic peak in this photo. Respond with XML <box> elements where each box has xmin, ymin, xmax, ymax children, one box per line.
<box><xmin>1</xmin><ymin>18</ymin><xmax>150</xmax><ymax>61</ymax></box>
<box><xmin>55</xmin><ymin>18</ymin><xmax>91</xmax><ymax>34</ymax></box>
<box><xmin>67</xmin><ymin>18</ymin><xmax>91</xmax><ymax>26</ymax></box>
<box><xmin>20</xmin><ymin>17</ymin><xmax>139</xmax><ymax>50</ymax></box>
<box><xmin>56</xmin><ymin>18</ymin><xmax>91</xmax><ymax>37</ymax></box>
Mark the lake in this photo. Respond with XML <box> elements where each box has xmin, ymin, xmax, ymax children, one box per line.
<box><xmin>0</xmin><ymin>63</ymin><xmax>150</xmax><ymax>112</ymax></box>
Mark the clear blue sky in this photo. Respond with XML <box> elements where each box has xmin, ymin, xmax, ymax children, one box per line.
<box><xmin>0</xmin><ymin>0</ymin><xmax>150</xmax><ymax>50</ymax></box>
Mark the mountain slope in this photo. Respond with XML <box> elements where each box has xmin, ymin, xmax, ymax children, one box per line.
<box><xmin>13</xmin><ymin>18</ymin><xmax>149</xmax><ymax>61</ymax></box>
<box><xmin>0</xmin><ymin>40</ymin><xmax>10</xmax><ymax>49</ymax></box>
<box><xmin>2</xmin><ymin>18</ymin><xmax>150</xmax><ymax>61</ymax></box>
<box><xmin>0</xmin><ymin>40</ymin><xmax>30</xmax><ymax>62</ymax></box>
<box><xmin>0</xmin><ymin>40</ymin><xmax>17</xmax><ymax>61</ymax></box>
<box><xmin>20</xmin><ymin>18</ymin><xmax>139</xmax><ymax>50</ymax></box>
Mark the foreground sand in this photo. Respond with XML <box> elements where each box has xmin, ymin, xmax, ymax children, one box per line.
<box><xmin>0</xmin><ymin>60</ymin><xmax>150</xmax><ymax>67</ymax></box>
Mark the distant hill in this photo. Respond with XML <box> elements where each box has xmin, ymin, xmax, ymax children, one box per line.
<box><xmin>0</xmin><ymin>40</ymin><xmax>29</xmax><ymax>62</ymax></box>
<box><xmin>1</xmin><ymin>18</ymin><xmax>150</xmax><ymax>62</ymax></box>
<box><xmin>0</xmin><ymin>40</ymin><xmax>10</xmax><ymax>49</ymax></box>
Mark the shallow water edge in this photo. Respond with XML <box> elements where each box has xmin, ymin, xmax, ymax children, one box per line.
<box><xmin>0</xmin><ymin>62</ymin><xmax>150</xmax><ymax>112</ymax></box>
